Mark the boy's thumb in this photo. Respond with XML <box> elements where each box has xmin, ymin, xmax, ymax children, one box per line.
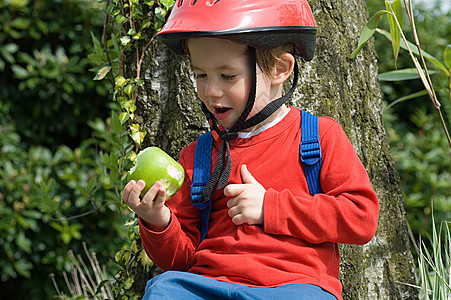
<box><xmin>241</xmin><ymin>164</ymin><xmax>256</xmax><ymax>184</ymax></box>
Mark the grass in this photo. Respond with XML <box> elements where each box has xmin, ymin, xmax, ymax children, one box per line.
<box><xmin>50</xmin><ymin>242</ymin><xmax>113</xmax><ymax>299</ymax></box>
<box><xmin>410</xmin><ymin>206</ymin><xmax>451</xmax><ymax>300</ymax></box>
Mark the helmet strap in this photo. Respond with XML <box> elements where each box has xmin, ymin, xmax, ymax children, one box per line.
<box><xmin>242</xmin><ymin>59</ymin><xmax>299</xmax><ymax>129</ymax></box>
<box><xmin>228</xmin><ymin>47</ymin><xmax>257</xmax><ymax>133</ymax></box>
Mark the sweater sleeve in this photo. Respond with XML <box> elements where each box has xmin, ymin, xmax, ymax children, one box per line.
<box><xmin>264</xmin><ymin>120</ymin><xmax>379</xmax><ymax>245</ymax></box>
<box><xmin>138</xmin><ymin>145</ymin><xmax>202</xmax><ymax>271</ymax></box>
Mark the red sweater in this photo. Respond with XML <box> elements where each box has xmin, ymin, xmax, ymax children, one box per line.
<box><xmin>139</xmin><ymin>107</ymin><xmax>379</xmax><ymax>300</ymax></box>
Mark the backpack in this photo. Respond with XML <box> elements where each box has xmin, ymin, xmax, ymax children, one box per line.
<box><xmin>190</xmin><ymin>110</ymin><xmax>322</xmax><ymax>243</ymax></box>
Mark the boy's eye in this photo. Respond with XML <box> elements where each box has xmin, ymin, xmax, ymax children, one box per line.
<box><xmin>221</xmin><ymin>74</ymin><xmax>237</xmax><ymax>80</ymax></box>
<box><xmin>194</xmin><ymin>73</ymin><xmax>206</xmax><ymax>79</ymax></box>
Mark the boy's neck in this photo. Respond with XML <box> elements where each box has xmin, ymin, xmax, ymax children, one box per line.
<box><xmin>240</xmin><ymin>105</ymin><xmax>289</xmax><ymax>134</ymax></box>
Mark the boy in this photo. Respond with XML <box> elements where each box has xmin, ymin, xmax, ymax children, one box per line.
<box><xmin>122</xmin><ymin>1</ymin><xmax>379</xmax><ymax>299</ymax></box>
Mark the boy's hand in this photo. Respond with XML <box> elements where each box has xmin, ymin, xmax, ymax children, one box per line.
<box><xmin>224</xmin><ymin>165</ymin><xmax>266</xmax><ymax>226</ymax></box>
<box><xmin>122</xmin><ymin>180</ymin><xmax>171</xmax><ymax>231</ymax></box>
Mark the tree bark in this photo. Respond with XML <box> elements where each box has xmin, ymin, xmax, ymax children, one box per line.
<box><xmin>130</xmin><ymin>0</ymin><xmax>418</xmax><ymax>298</ymax></box>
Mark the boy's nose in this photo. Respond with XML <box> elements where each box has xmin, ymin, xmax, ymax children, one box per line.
<box><xmin>204</xmin><ymin>79</ymin><xmax>223</xmax><ymax>98</ymax></box>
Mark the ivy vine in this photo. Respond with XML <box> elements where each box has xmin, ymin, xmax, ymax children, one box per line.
<box><xmin>88</xmin><ymin>0</ymin><xmax>175</xmax><ymax>298</ymax></box>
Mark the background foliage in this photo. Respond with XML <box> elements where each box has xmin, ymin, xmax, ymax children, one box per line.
<box><xmin>0</xmin><ymin>0</ymin><xmax>133</xmax><ymax>298</ymax></box>
<box><xmin>0</xmin><ymin>0</ymin><xmax>449</xmax><ymax>298</ymax></box>
<box><xmin>366</xmin><ymin>1</ymin><xmax>451</xmax><ymax>240</ymax></box>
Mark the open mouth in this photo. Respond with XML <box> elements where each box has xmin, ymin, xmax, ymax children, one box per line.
<box><xmin>215</xmin><ymin>107</ymin><xmax>230</xmax><ymax>113</ymax></box>
<box><xmin>213</xmin><ymin>107</ymin><xmax>232</xmax><ymax>120</ymax></box>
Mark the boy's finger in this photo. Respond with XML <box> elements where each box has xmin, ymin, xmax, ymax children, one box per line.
<box><xmin>127</xmin><ymin>180</ymin><xmax>146</xmax><ymax>207</ymax></box>
<box><xmin>224</xmin><ymin>184</ymin><xmax>244</xmax><ymax>197</ymax></box>
<box><xmin>121</xmin><ymin>180</ymin><xmax>136</xmax><ymax>201</ymax></box>
<box><xmin>226</xmin><ymin>195</ymin><xmax>241</xmax><ymax>209</ymax></box>
<box><xmin>141</xmin><ymin>181</ymin><xmax>161</xmax><ymax>205</ymax></box>
<box><xmin>227</xmin><ymin>203</ymin><xmax>240</xmax><ymax>216</ymax></box>
<box><xmin>153</xmin><ymin>184</ymin><xmax>167</xmax><ymax>207</ymax></box>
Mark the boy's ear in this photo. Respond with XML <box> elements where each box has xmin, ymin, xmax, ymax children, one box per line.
<box><xmin>271</xmin><ymin>53</ymin><xmax>295</xmax><ymax>86</ymax></box>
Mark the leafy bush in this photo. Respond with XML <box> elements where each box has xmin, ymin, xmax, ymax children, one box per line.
<box><xmin>0</xmin><ymin>101</ymin><xmax>133</xmax><ymax>299</ymax></box>
<box><xmin>385</xmin><ymin>107</ymin><xmax>451</xmax><ymax>239</ymax></box>
<box><xmin>0</xmin><ymin>0</ymin><xmax>134</xmax><ymax>298</ymax></box>
<box><xmin>0</xmin><ymin>0</ymin><xmax>110</xmax><ymax>149</ymax></box>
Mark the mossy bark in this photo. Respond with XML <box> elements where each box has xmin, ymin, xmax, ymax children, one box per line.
<box><xmin>129</xmin><ymin>0</ymin><xmax>418</xmax><ymax>298</ymax></box>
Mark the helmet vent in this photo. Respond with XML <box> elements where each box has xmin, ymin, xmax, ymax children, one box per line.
<box><xmin>208</xmin><ymin>0</ymin><xmax>221</xmax><ymax>4</ymax></box>
<box><xmin>177</xmin><ymin>0</ymin><xmax>220</xmax><ymax>8</ymax></box>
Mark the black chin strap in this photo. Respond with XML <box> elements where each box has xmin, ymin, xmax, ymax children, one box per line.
<box><xmin>196</xmin><ymin>48</ymin><xmax>299</xmax><ymax>204</ymax></box>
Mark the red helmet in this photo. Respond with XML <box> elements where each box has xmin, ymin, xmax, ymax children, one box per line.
<box><xmin>157</xmin><ymin>0</ymin><xmax>317</xmax><ymax>61</ymax></box>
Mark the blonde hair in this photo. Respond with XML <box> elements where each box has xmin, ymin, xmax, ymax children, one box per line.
<box><xmin>182</xmin><ymin>39</ymin><xmax>293</xmax><ymax>78</ymax></box>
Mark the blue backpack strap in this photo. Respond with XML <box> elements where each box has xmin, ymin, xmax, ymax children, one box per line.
<box><xmin>300</xmin><ymin>110</ymin><xmax>323</xmax><ymax>194</ymax></box>
<box><xmin>191</xmin><ymin>131</ymin><xmax>213</xmax><ymax>243</ymax></box>
<box><xmin>191</xmin><ymin>111</ymin><xmax>322</xmax><ymax>244</ymax></box>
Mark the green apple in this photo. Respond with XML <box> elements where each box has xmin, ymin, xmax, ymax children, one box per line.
<box><xmin>127</xmin><ymin>147</ymin><xmax>185</xmax><ymax>200</ymax></box>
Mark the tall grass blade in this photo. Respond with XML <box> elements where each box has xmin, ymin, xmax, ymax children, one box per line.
<box><xmin>444</xmin><ymin>45</ymin><xmax>451</xmax><ymax>70</ymax></box>
<box><xmin>375</xmin><ymin>29</ymin><xmax>449</xmax><ymax>74</ymax></box>
<box><xmin>349</xmin><ymin>10</ymin><xmax>389</xmax><ymax>58</ymax></box>
<box><xmin>384</xmin><ymin>90</ymin><xmax>428</xmax><ymax>110</ymax></box>
<box><xmin>378</xmin><ymin>68</ymin><xmax>437</xmax><ymax>81</ymax></box>
<box><xmin>385</xmin><ymin>0</ymin><xmax>404</xmax><ymax>64</ymax></box>
<box><xmin>415</xmin><ymin>204</ymin><xmax>451</xmax><ymax>299</ymax></box>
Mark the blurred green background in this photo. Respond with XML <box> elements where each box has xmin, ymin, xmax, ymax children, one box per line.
<box><xmin>0</xmin><ymin>0</ymin><xmax>449</xmax><ymax>298</ymax></box>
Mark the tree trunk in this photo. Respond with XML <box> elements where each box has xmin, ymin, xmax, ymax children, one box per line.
<box><xmin>130</xmin><ymin>0</ymin><xmax>418</xmax><ymax>298</ymax></box>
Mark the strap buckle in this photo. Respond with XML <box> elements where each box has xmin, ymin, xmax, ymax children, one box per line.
<box><xmin>191</xmin><ymin>183</ymin><xmax>206</xmax><ymax>203</ymax></box>
<box><xmin>300</xmin><ymin>140</ymin><xmax>321</xmax><ymax>165</ymax></box>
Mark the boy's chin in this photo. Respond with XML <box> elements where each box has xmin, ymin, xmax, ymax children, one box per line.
<box><xmin>217</xmin><ymin>122</ymin><xmax>231</xmax><ymax>131</ymax></box>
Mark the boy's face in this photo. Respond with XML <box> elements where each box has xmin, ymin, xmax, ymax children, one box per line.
<box><xmin>188</xmin><ymin>38</ymin><xmax>273</xmax><ymax>130</ymax></box>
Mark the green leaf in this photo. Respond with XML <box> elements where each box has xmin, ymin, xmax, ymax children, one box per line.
<box><xmin>350</xmin><ymin>10</ymin><xmax>389</xmax><ymax>58</ymax></box>
<box><xmin>87</xmin><ymin>177</ymin><xmax>96</xmax><ymax>194</ymax></box>
<box><xmin>11</xmin><ymin>64</ymin><xmax>28</xmax><ymax>79</ymax></box>
<box><xmin>61</xmin><ymin>231</ymin><xmax>71</xmax><ymax>244</ymax></box>
<box><xmin>110</xmin><ymin>111</ymin><xmax>122</xmax><ymax>135</ymax></box>
<box><xmin>95</xmin><ymin>280</ymin><xmax>112</xmax><ymax>296</ymax></box>
<box><xmin>120</xmin><ymin>35</ymin><xmax>131</xmax><ymax>46</ymax></box>
<box><xmin>376</xmin><ymin>29</ymin><xmax>449</xmax><ymax>75</ymax></box>
<box><xmin>9</xmin><ymin>0</ymin><xmax>30</xmax><ymax>9</ymax></box>
<box><xmin>0</xmin><ymin>43</ymin><xmax>19</xmax><ymax>63</ymax></box>
<box><xmin>130</xmin><ymin>123</ymin><xmax>146</xmax><ymax>146</ymax></box>
<box><xmin>138</xmin><ymin>249</ymin><xmax>153</xmax><ymax>271</ymax></box>
<box><xmin>14</xmin><ymin>259</ymin><xmax>32</xmax><ymax>278</ymax></box>
<box><xmin>385</xmin><ymin>0</ymin><xmax>403</xmax><ymax>63</ymax></box>
<box><xmin>444</xmin><ymin>44</ymin><xmax>451</xmax><ymax>70</ymax></box>
<box><xmin>90</xmin><ymin>32</ymin><xmax>103</xmax><ymax>55</ymax></box>
<box><xmin>378</xmin><ymin>68</ymin><xmax>437</xmax><ymax>81</ymax></box>
<box><xmin>385</xmin><ymin>89</ymin><xmax>429</xmax><ymax>110</ymax></box>
<box><xmin>115</xmin><ymin>75</ymin><xmax>127</xmax><ymax>88</ymax></box>
<box><xmin>119</xmin><ymin>112</ymin><xmax>130</xmax><ymax>124</ymax></box>
<box><xmin>111</xmin><ymin>32</ymin><xmax>120</xmax><ymax>52</ymax></box>
<box><xmin>141</xmin><ymin>19</ymin><xmax>151</xmax><ymax>30</ymax></box>
<box><xmin>15</xmin><ymin>232</ymin><xmax>32</xmax><ymax>253</ymax></box>
<box><xmin>11</xmin><ymin>17</ymin><xmax>31</xmax><ymax>29</ymax></box>
<box><xmin>124</xmin><ymin>84</ymin><xmax>134</xmax><ymax>98</ymax></box>
<box><xmin>87</xmin><ymin>53</ymin><xmax>104</xmax><ymax>65</ymax></box>
<box><xmin>115</xmin><ymin>14</ymin><xmax>127</xmax><ymax>25</ymax></box>
<box><xmin>155</xmin><ymin>7</ymin><xmax>167</xmax><ymax>22</ymax></box>
<box><xmin>93</xmin><ymin>64</ymin><xmax>112</xmax><ymax>80</ymax></box>
<box><xmin>121</xmin><ymin>99</ymin><xmax>134</xmax><ymax>110</ymax></box>
<box><xmin>160</xmin><ymin>0</ymin><xmax>175</xmax><ymax>10</ymax></box>
<box><xmin>127</xmin><ymin>28</ymin><xmax>136</xmax><ymax>36</ymax></box>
